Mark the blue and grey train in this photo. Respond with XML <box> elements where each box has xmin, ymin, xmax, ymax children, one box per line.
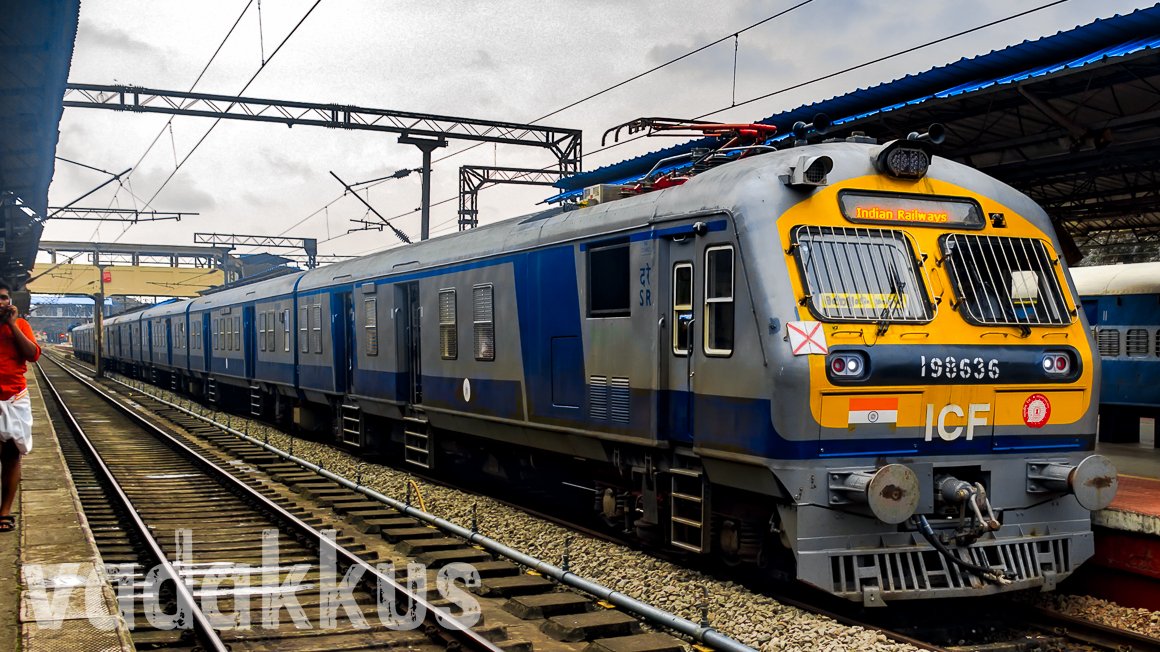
<box><xmin>73</xmin><ymin>131</ymin><xmax>1118</xmax><ymax>603</ymax></box>
<box><xmin>1072</xmin><ymin>262</ymin><xmax>1160</xmax><ymax>443</ymax></box>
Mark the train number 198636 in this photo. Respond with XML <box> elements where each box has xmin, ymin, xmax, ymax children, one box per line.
<box><xmin>920</xmin><ymin>355</ymin><xmax>1000</xmax><ymax>380</ymax></box>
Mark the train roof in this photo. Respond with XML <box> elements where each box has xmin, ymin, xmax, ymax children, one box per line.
<box><xmin>189</xmin><ymin>270</ymin><xmax>305</xmax><ymax>310</ymax></box>
<box><xmin>1071</xmin><ymin>262</ymin><xmax>1160</xmax><ymax>296</ymax></box>
<box><xmin>299</xmin><ymin>139</ymin><xmax>1046</xmax><ymax>290</ymax></box>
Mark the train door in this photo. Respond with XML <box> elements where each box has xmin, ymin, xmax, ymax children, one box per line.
<box><xmin>331</xmin><ymin>291</ymin><xmax>355</xmax><ymax>393</ymax></box>
<box><xmin>396</xmin><ymin>282</ymin><xmax>422</xmax><ymax>404</ymax></box>
<box><xmin>243</xmin><ymin>306</ymin><xmax>256</xmax><ymax>378</ymax></box>
<box><xmin>662</xmin><ymin>258</ymin><xmax>695</xmax><ymax>444</ymax></box>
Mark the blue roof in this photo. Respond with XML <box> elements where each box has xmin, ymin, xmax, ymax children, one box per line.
<box><xmin>552</xmin><ymin>4</ymin><xmax>1160</xmax><ymax>200</ymax></box>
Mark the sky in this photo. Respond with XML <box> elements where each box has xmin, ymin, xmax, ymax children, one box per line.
<box><xmin>45</xmin><ymin>0</ymin><xmax>1160</xmax><ymax>264</ymax></box>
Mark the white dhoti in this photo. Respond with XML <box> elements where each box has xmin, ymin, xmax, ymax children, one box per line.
<box><xmin>0</xmin><ymin>389</ymin><xmax>33</xmax><ymax>454</ymax></box>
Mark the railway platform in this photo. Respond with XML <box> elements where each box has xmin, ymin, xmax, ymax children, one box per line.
<box><xmin>1077</xmin><ymin>418</ymin><xmax>1160</xmax><ymax>610</ymax></box>
<box><xmin>0</xmin><ymin>371</ymin><xmax>134</xmax><ymax>651</ymax></box>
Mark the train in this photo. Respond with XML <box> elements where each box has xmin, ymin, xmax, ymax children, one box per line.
<box><xmin>72</xmin><ymin>121</ymin><xmax>1118</xmax><ymax>604</ymax></box>
<box><xmin>1071</xmin><ymin>262</ymin><xmax>1160</xmax><ymax>443</ymax></box>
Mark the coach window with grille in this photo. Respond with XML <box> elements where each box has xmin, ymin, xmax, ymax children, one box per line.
<box><xmin>299</xmin><ymin>306</ymin><xmax>309</xmax><ymax>353</ymax></box>
<box><xmin>258</xmin><ymin>312</ymin><xmax>267</xmax><ymax>351</ymax></box>
<box><xmin>439</xmin><ymin>289</ymin><xmax>457</xmax><ymax>360</ymax></box>
<box><xmin>283</xmin><ymin>309</ymin><xmax>291</xmax><ymax>352</ymax></box>
<box><xmin>311</xmin><ymin>304</ymin><xmax>323</xmax><ymax>353</ymax></box>
<box><xmin>940</xmin><ymin>234</ymin><xmax>1073</xmax><ymax>327</ymax></box>
<box><xmin>793</xmin><ymin>226</ymin><xmax>934</xmax><ymax>324</ymax></box>
<box><xmin>704</xmin><ymin>246</ymin><xmax>734</xmax><ymax>356</ymax></box>
<box><xmin>474</xmin><ymin>284</ymin><xmax>494</xmax><ymax>361</ymax></box>
<box><xmin>266</xmin><ymin>310</ymin><xmax>275</xmax><ymax>351</ymax></box>
<box><xmin>364</xmin><ymin>298</ymin><xmax>379</xmax><ymax>356</ymax></box>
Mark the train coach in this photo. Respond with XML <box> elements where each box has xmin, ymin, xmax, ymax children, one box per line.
<box><xmin>1072</xmin><ymin>262</ymin><xmax>1160</xmax><ymax>443</ymax></box>
<box><xmin>73</xmin><ymin>122</ymin><xmax>1118</xmax><ymax>604</ymax></box>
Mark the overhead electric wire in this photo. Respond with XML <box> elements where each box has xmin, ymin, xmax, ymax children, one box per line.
<box><xmin>304</xmin><ymin>0</ymin><xmax>1072</xmax><ymax>256</ymax></box>
<box><xmin>286</xmin><ymin>1</ymin><xmax>817</xmax><ymax>243</ymax></box>
<box><xmin>128</xmin><ymin>0</ymin><xmax>325</xmax><ymax>231</ymax></box>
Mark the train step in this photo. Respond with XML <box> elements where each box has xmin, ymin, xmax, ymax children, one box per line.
<box><xmin>340</xmin><ymin>403</ymin><xmax>361</xmax><ymax>445</ymax></box>
<box><xmin>669</xmin><ymin>467</ymin><xmax>708</xmax><ymax>553</ymax></box>
<box><xmin>403</xmin><ymin>423</ymin><xmax>432</xmax><ymax>469</ymax></box>
<box><xmin>503</xmin><ymin>592</ymin><xmax>592</xmax><ymax>619</ymax></box>
<box><xmin>542</xmin><ymin>610</ymin><xmax>640</xmax><ymax>642</ymax></box>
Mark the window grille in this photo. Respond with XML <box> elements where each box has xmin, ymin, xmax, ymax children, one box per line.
<box><xmin>258</xmin><ymin>312</ymin><xmax>267</xmax><ymax>351</ymax></box>
<box><xmin>283</xmin><ymin>309</ymin><xmax>291</xmax><ymax>352</ymax></box>
<box><xmin>1126</xmin><ymin>328</ymin><xmax>1149</xmax><ymax>357</ymax></box>
<box><xmin>474</xmin><ymin>284</ymin><xmax>495</xmax><ymax>361</ymax></box>
<box><xmin>439</xmin><ymin>289</ymin><xmax>457</xmax><ymax>360</ymax></box>
<box><xmin>234</xmin><ymin>316</ymin><xmax>241</xmax><ymax>351</ymax></box>
<box><xmin>310</xmin><ymin>304</ymin><xmax>323</xmax><ymax>353</ymax></box>
<box><xmin>299</xmin><ymin>306</ymin><xmax>309</xmax><ymax>353</ymax></box>
<box><xmin>1156</xmin><ymin>330</ymin><xmax>1160</xmax><ymax>359</ymax></box>
<box><xmin>213</xmin><ymin>319</ymin><xmax>219</xmax><ymax>350</ymax></box>
<box><xmin>1097</xmin><ymin>328</ymin><xmax>1120</xmax><ymax>357</ymax></box>
<box><xmin>793</xmin><ymin>225</ymin><xmax>934</xmax><ymax>323</ymax></box>
<box><xmin>364</xmin><ymin>298</ymin><xmax>379</xmax><ymax>356</ymax></box>
<box><xmin>704</xmin><ymin>246</ymin><xmax>734</xmax><ymax>355</ymax></box>
<box><xmin>940</xmin><ymin>234</ymin><xmax>1073</xmax><ymax>327</ymax></box>
<box><xmin>266</xmin><ymin>311</ymin><xmax>274</xmax><ymax>351</ymax></box>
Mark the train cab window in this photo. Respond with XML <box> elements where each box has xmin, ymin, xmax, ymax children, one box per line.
<box><xmin>940</xmin><ymin>234</ymin><xmax>1073</xmax><ymax>327</ymax></box>
<box><xmin>439</xmin><ymin>289</ymin><xmax>457</xmax><ymax>360</ymax></box>
<box><xmin>474</xmin><ymin>284</ymin><xmax>495</xmax><ymax>361</ymax></box>
<box><xmin>365</xmin><ymin>298</ymin><xmax>379</xmax><ymax>357</ymax></box>
<box><xmin>704</xmin><ymin>247</ymin><xmax>734</xmax><ymax>356</ymax></box>
<box><xmin>299</xmin><ymin>306</ymin><xmax>309</xmax><ymax>353</ymax></box>
<box><xmin>311</xmin><ymin>304</ymin><xmax>323</xmax><ymax>353</ymax></box>
<box><xmin>283</xmin><ymin>309</ymin><xmax>291</xmax><ymax>352</ymax></box>
<box><xmin>588</xmin><ymin>243</ymin><xmax>630</xmax><ymax>317</ymax></box>
<box><xmin>793</xmin><ymin>225</ymin><xmax>934</xmax><ymax>323</ymax></box>
<box><xmin>672</xmin><ymin>263</ymin><xmax>693</xmax><ymax>355</ymax></box>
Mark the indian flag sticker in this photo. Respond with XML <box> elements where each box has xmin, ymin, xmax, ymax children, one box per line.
<box><xmin>849</xmin><ymin>397</ymin><xmax>899</xmax><ymax>425</ymax></box>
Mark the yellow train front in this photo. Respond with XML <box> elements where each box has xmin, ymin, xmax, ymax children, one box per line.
<box><xmin>705</xmin><ymin>135</ymin><xmax>1119</xmax><ymax>604</ymax></box>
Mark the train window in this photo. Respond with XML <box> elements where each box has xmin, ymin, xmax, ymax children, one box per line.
<box><xmin>234</xmin><ymin>316</ymin><xmax>241</xmax><ymax>351</ymax></box>
<box><xmin>299</xmin><ymin>306</ymin><xmax>309</xmax><ymax>354</ymax></box>
<box><xmin>365</xmin><ymin>298</ymin><xmax>379</xmax><ymax>357</ymax></box>
<box><xmin>266</xmin><ymin>311</ymin><xmax>275</xmax><ymax>352</ymax></box>
<box><xmin>1126</xmin><ymin>329</ymin><xmax>1149</xmax><ymax>357</ymax></box>
<box><xmin>439</xmin><ymin>289</ymin><xmax>457</xmax><ymax>360</ymax></box>
<box><xmin>672</xmin><ymin>263</ymin><xmax>693</xmax><ymax>355</ymax></box>
<box><xmin>283</xmin><ymin>309</ymin><xmax>291</xmax><ymax>352</ymax></box>
<box><xmin>793</xmin><ymin>226</ymin><xmax>934</xmax><ymax>324</ymax></box>
<box><xmin>704</xmin><ymin>247</ymin><xmax>734</xmax><ymax>356</ymax></box>
<box><xmin>588</xmin><ymin>243</ymin><xmax>630</xmax><ymax>317</ymax></box>
<box><xmin>940</xmin><ymin>234</ymin><xmax>1073</xmax><ymax>327</ymax></box>
<box><xmin>1097</xmin><ymin>329</ymin><xmax>1120</xmax><ymax>357</ymax></box>
<box><xmin>213</xmin><ymin>319</ymin><xmax>219</xmax><ymax>350</ymax></box>
<box><xmin>474</xmin><ymin>284</ymin><xmax>495</xmax><ymax>361</ymax></box>
<box><xmin>258</xmin><ymin>312</ymin><xmax>267</xmax><ymax>352</ymax></box>
<box><xmin>311</xmin><ymin>304</ymin><xmax>323</xmax><ymax>354</ymax></box>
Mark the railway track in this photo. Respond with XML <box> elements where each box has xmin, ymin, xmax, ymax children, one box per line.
<box><xmin>40</xmin><ymin>352</ymin><xmax>728</xmax><ymax>652</ymax></box>
<box><xmin>48</xmin><ymin>351</ymin><xmax>1160</xmax><ymax>652</ymax></box>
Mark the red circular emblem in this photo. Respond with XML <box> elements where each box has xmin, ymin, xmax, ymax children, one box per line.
<box><xmin>1023</xmin><ymin>393</ymin><xmax>1051</xmax><ymax>428</ymax></box>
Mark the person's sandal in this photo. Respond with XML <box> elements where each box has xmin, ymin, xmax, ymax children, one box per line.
<box><xmin>0</xmin><ymin>515</ymin><xmax>15</xmax><ymax>533</ymax></box>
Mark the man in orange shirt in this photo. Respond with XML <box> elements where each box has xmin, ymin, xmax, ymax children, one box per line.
<box><xmin>0</xmin><ymin>283</ymin><xmax>41</xmax><ymax>532</ymax></box>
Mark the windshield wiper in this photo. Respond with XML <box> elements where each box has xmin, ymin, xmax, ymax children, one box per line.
<box><xmin>877</xmin><ymin>264</ymin><xmax>907</xmax><ymax>335</ymax></box>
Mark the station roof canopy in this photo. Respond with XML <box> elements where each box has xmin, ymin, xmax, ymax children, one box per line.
<box><xmin>0</xmin><ymin>0</ymin><xmax>79</xmax><ymax>287</ymax></box>
<box><xmin>561</xmin><ymin>4</ymin><xmax>1160</xmax><ymax>263</ymax></box>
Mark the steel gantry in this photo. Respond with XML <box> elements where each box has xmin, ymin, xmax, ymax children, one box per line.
<box><xmin>193</xmin><ymin>233</ymin><xmax>319</xmax><ymax>269</ymax></box>
<box><xmin>63</xmin><ymin>84</ymin><xmax>583</xmax><ymax>241</ymax></box>
<box><xmin>457</xmin><ymin>165</ymin><xmax>569</xmax><ymax>230</ymax></box>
